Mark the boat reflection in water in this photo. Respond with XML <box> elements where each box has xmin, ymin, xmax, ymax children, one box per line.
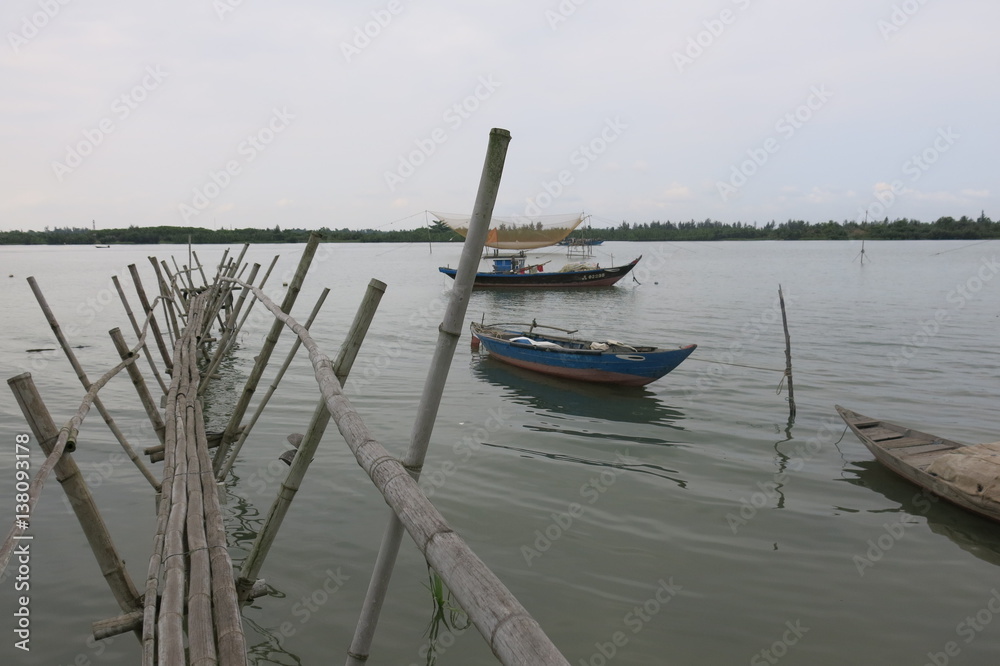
<box><xmin>470</xmin><ymin>352</ymin><xmax>686</xmax><ymax>430</ymax></box>
<box><xmin>845</xmin><ymin>460</ymin><xmax>1000</xmax><ymax>568</ymax></box>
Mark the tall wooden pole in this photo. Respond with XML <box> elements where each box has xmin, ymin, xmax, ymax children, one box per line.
<box><xmin>346</xmin><ymin>127</ymin><xmax>511</xmax><ymax>666</ymax></box>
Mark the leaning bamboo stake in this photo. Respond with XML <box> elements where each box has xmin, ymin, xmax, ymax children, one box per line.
<box><xmin>26</xmin><ymin>277</ymin><xmax>160</xmax><ymax>491</ymax></box>
<box><xmin>149</xmin><ymin>256</ymin><xmax>181</xmax><ymax>343</ymax></box>
<box><xmin>208</xmin><ymin>254</ymin><xmax>280</xmax><ymax>351</ymax></box>
<box><xmin>212</xmin><ymin>233</ymin><xmax>322</xmax><ymax>472</ymax></box>
<box><xmin>233</xmin><ymin>279</ymin><xmax>385</xmax><ymax>598</ymax></box>
<box><xmin>129</xmin><ymin>264</ymin><xmax>174</xmax><ymax>374</ymax></box>
<box><xmin>200</xmin><ymin>263</ymin><xmax>261</xmax><ymax>395</ymax></box>
<box><xmin>113</xmin><ymin>275</ymin><xmax>169</xmax><ymax>395</ymax></box>
<box><xmin>110</xmin><ymin>328</ymin><xmax>166</xmax><ymax>445</ymax></box>
<box><xmin>347</xmin><ymin>127</ymin><xmax>511</xmax><ymax>666</ymax></box>
<box><xmin>6</xmin><ymin>374</ymin><xmax>143</xmax><ymax>638</ymax></box>
<box><xmin>215</xmin><ymin>285</ymin><xmax>334</xmax><ymax>480</ymax></box>
<box><xmin>193</xmin><ymin>249</ymin><xmax>209</xmax><ymax>287</ymax></box>
<box><xmin>778</xmin><ymin>284</ymin><xmax>796</xmax><ymax>421</ymax></box>
<box><xmin>225</xmin><ymin>251</ymin><xmax>569</xmax><ymax>664</ymax></box>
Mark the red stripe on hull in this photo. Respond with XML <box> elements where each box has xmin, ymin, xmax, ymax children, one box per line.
<box><xmin>489</xmin><ymin>353</ymin><xmax>658</xmax><ymax>386</ymax></box>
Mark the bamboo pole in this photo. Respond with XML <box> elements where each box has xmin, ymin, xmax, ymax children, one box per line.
<box><xmin>224</xmin><ymin>248</ymin><xmax>568</xmax><ymax>664</ymax></box>
<box><xmin>347</xmin><ymin>127</ymin><xmax>511</xmax><ymax>666</ymax></box>
<box><xmin>110</xmin><ymin>327</ymin><xmax>166</xmax><ymax>445</ymax></box>
<box><xmin>212</xmin><ymin>233</ymin><xmax>322</xmax><ymax>472</ymax></box>
<box><xmin>128</xmin><ymin>264</ymin><xmax>174</xmax><ymax>374</ymax></box>
<box><xmin>778</xmin><ymin>284</ymin><xmax>796</xmax><ymax>421</ymax></box>
<box><xmin>113</xmin><ymin>275</ymin><xmax>169</xmax><ymax>395</ymax></box>
<box><xmin>6</xmin><ymin>374</ymin><xmax>143</xmax><ymax>638</ymax></box>
<box><xmin>233</xmin><ymin>279</ymin><xmax>385</xmax><ymax>598</ymax></box>
<box><xmin>162</xmin><ymin>258</ymin><xmax>191</xmax><ymax>322</ymax></box>
<box><xmin>26</xmin><ymin>277</ymin><xmax>160</xmax><ymax>491</ymax></box>
<box><xmin>215</xmin><ymin>285</ymin><xmax>333</xmax><ymax>480</ymax></box>
<box><xmin>200</xmin><ymin>263</ymin><xmax>261</xmax><ymax>395</ymax></box>
<box><xmin>193</xmin><ymin>249</ymin><xmax>209</xmax><ymax>287</ymax></box>
<box><xmin>148</xmin><ymin>256</ymin><xmax>182</xmax><ymax>343</ymax></box>
<box><xmin>208</xmin><ymin>254</ymin><xmax>279</xmax><ymax>351</ymax></box>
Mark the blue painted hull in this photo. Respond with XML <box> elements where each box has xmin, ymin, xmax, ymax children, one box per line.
<box><xmin>471</xmin><ymin>323</ymin><xmax>696</xmax><ymax>386</ymax></box>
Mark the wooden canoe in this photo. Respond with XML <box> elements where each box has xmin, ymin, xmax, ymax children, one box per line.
<box><xmin>836</xmin><ymin>405</ymin><xmax>1000</xmax><ymax>524</ymax></box>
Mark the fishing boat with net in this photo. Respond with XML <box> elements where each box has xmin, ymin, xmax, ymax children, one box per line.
<box><xmin>434</xmin><ymin>212</ymin><xmax>640</xmax><ymax>288</ymax></box>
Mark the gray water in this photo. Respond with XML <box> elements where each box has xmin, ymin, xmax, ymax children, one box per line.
<box><xmin>2</xmin><ymin>240</ymin><xmax>999</xmax><ymax>665</ymax></box>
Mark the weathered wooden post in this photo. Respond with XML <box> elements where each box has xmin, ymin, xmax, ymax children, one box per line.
<box><xmin>6</xmin><ymin>373</ymin><xmax>143</xmax><ymax>638</ymax></box>
<box><xmin>110</xmin><ymin>327</ymin><xmax>167</xmax><ymax>445</ymax></box>
<box><xmin>346</xmin><ymin>127</ymin><xmax>512</xmax><ymax>666</ymax></box>
<box><xmin>112</xmin><ymin>275</ymin><xmax>168</xmax><ymax>395</ymax></box>
<box><xmin>128</xmin><ymin>264</ymin><xmax>174</xmax><ymax>374</ymax></box>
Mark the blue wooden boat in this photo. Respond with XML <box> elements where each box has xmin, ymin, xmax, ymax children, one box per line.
<box><xmin>470</xmin><ymin>321</ymin><xmax>696</xmax><ymax>387</ymax></box>
<box><xmin>439</xmin><ymin>255</ymin><xmax>640</xmax><ymax>288</ymax></box>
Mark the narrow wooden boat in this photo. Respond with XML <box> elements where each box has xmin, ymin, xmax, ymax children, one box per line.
<box><xmin>836</xmin><ymin>405</ymin><xmax>1000</xmax><ymax>524</ymax></box>
<box><xmin>471</xmin><ymin>321</ymin><xmax>696</xmax><ymax>387</ymax></box>
<box><xmin>439</xmin><ymin>255</ymin><xmax>640</xmax><ymax>288</ymax></box>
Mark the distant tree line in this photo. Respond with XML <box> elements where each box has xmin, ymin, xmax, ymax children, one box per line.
<box><xmin>1</xmin><ymin>215</ymin><xmax>997</xmax><ymax>245</ymax></box>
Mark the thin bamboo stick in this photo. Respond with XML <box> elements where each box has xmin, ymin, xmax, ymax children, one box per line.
<box><xmin>212</xmin><ymin>234</ymin><xmax>322</xmax><ymax>472</ymax></box>
<box><xmin>347</xmin><ymin>126</ymin><xmax>511</xmax><ymax>666</ymax></box>
<box><xmin>110</xmin><ymin>328</ymin><xmax>166</xmax><ymax>445</ymax></box>
<box><xmin>779</xmin><ymin>284</ymin><xmax>796</xmax><ymax>421</ymax></box>
<box><xmin>6</xmin><ymin>374</ymin><xmax>143</xmax><ymax>638</ymax></box>
<box><xmin>113</xmin><ymin>275</ymin><xmax>168</xmax><ymax>395</ymax></box>
<box><xmin>193</xmin><ymin>249</ymin><xmax>209</xmax><ymax>287</ymax></box>
<box><xmin>27</xmin><ymin>277</ymin><xmax>160</xmax><ymax>491</ymax></box>
<box><xmin>200</xmin><ymin>263</ymin><xmax>262</xmax><ymax>395</ymax></box>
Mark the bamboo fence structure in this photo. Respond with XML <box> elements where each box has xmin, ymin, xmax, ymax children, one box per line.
<box><xmin>1</xmin><ymin>127</ymin><xmax>570</xmax><ymax>665</ymax></box>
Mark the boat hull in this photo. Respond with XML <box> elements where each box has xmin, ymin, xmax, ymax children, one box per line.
<box><xmin>836</xmin><ymin>405</ymin><xmax>1000</xmax><ymax>524</ymax></box>
<box><xmin>439</xmin><ymin>257</ymin><xmax>639</xmax><ymax>288</ymax></box>
<box><xmin>473</xmin><ymin>323</ymin><xmax>695</xmax><ymax>386</ymax></box>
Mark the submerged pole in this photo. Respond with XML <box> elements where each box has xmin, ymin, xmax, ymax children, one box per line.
<box><xmin>778</xmin><ymin>284</ymin><xmax>796</xmax><ymax>422</ymax></box>
<box><xmin>346</xmin><ymin>127</ymin><xmax>511</xmax><ymax>666</ymax></box>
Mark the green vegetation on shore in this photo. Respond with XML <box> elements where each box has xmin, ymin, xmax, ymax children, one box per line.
<box><xmin>1</xmin><ymin>214</ymin><xmax>997</xmax><ymax>245</ymax></box>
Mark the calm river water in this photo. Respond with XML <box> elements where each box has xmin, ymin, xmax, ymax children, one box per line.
<box><xmin>1</xmin><ymin>239</ymin><xmax>999</xmax><ymax>665</ymax></box>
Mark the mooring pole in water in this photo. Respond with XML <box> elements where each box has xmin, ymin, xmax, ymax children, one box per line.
<box><xmin>26</xmin><ymin>277</ymin><xmax>161</xmax><ymax>491</ymax></box>
<box><xmin>212</xmin><ymin>233</ymin><xmax>322</xmax><ymax>473</ymax></box>
<box><xmin>346</xmin><ymin>127</ymin><xmax>511</xmax><ymax>666</ymax></box>
<box><xmin>192</xmin><ymin>249</ymin><xmax>209</xmax><ymax>288</ymax></box>
<box><xmin>234</xmin><ymin>278</ymin><xmax>386</xmax><ymax>601</ymax></box>
<box><xmin>6</xmin><ymin>373</ymin><xmax>143</xmax><ymax>639</ymax></box>
<box><xmin>113</xmin><ymin>275</ymin><xmax>169</xmax><ymax>395</ymax></box>
<box><xmin>215</xmin><ymin>285</ymin><xmax>331</xmax><ymax>480</ymax></box>
<box><xmin>110</xmin><ymin>327</ymin><xmax>167</xmax><ymax>445</ymax></box>
<box><xmin>779</xmin><ymin>284</ymin><xmax>796</xmax><ymax>422</ymax></box>
<box><xmin>128</xmin><ymin>264</ymin><xmax>174</xmax><ymax>375</ymax></box>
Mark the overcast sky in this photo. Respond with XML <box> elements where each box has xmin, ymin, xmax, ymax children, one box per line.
<box><xmin>2</xmin><ymin>0</ymin><xmax>997</xmax><ymax>232</ymax></box>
